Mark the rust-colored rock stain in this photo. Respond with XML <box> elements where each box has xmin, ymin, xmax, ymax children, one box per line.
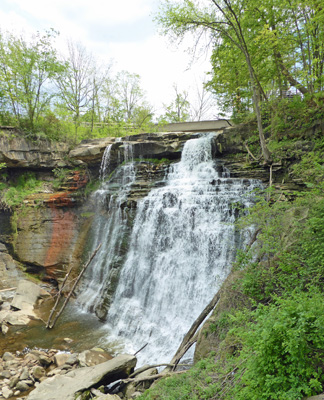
<box><xmin>43</xmin><ymin>171</ymin><xmax>88</xmax><ymax>277</ymax></box>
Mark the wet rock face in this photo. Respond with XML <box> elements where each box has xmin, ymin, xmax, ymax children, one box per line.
<box><xmin>10</xmin><ymin>170</ymin><xmax>91</xmax><ymax>281</ymax></box>
<box><xmin>13</xmin><ymin>207</ymin><xmax>81</xmax><ymax>278</ymax></box>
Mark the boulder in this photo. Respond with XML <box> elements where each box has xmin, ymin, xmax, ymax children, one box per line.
<box><xmin>2</xmin><ymin>386</ymin><xmax>13</xmax><ymax>399</ymax></box>
<box><xmin>38</xmin><ymin>355</ymin><xmax>52</xmax><ymax>367</ymax></box>
<box><xmin>11</xmin><ymin>280</ymin><xmax>44</xmax><ymax>315</ymax></box>
<box><xmin>15</xmin><ymin>380</ymin><xmax>30</xmax><ymax>392</ymax></box>
<box><xmin>4</xmin><ymin>310</ymin><xmax>31</xmax><ymax>325</ymax></box>
<box><xmin>77</xmin><ymin>348</ymin><xmax>112</xmax><ymax>367</ymax></box>
<box><xmin>0</xmin><ymin>243</ymin><xmax>8</xmax><ymax>253</ymax></box>
<box><xmin>0</xmin><ymin>251</ymin><xmax>24</xmax><ymax>289</ymax></box>
<box><xmin>2</xmin><ymin>352</ymin><xmax>15</xmax><ymax>361</ymax></box>
<box><xmin>27</xmin><ymin>354</ymin><xmax>136</xmax><ymax>400</ymax></box>
<box><xmin>1</xmin><ymin>323</ymin><xmax>8</xmax><ymax>334</ymax></box>
<box><xmin>31</xmin><ymin>366</ymin><xmax>46</xmax><ymax>380</ymax></box>
<box><xmin>9</xmin><ymin>374</ymin><xmax>20</xmax><ymax>388</ymax></box>
<box><xmin>20</xmin><ymin>366</ymin><xmax>30</xmax><ymax>381</ymax></box>
<box><xmin>0</xmin><ymin>371</ymin><xmax>11</xmax><ymax>379</ymax></box>
<box><xmin>65</xmin><ymin>353</ymin><xmax>78</xmax><ymax>365</ymax></box>
<box><xmin>54</xmin><ymin>353</ymin><xmax>71</xmax><ymax>368</ymax></box>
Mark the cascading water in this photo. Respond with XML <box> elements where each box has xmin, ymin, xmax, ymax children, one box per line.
<box><xmin>78</xmin><ymin>134</ymin><xmax>261</xmax><ymax>365</ymax></box>
<box><xmin>99</xmin><ymin>144</ymin><xmax>113</xmax><ymax>181</ymax></box>
<box><xmin>77</xmin><ymin>143</ymin><xmax>137</xmax><ymax>320</ymax></box>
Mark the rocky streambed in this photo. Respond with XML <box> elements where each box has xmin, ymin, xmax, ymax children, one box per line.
<box><xmin>0</xmin><ymin>282</ymin><xmax>152</xmax><ymax>400</ymax></box>
<box><xmin>0</xmin><ymin>347</ymin><xmax>143</xmax><ymax>400</ymax></box>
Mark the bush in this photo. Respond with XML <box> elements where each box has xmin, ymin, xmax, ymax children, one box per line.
<box><xmin>231</xmin><ymin>291</ymin><xmax>324</xmax><ymax>400</ymax></box>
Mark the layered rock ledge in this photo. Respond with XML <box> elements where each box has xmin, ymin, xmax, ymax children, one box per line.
<box><xmin>0</xmin><ymin>136</ymin><xmax>70</xmax><ymax>169</ymax></box>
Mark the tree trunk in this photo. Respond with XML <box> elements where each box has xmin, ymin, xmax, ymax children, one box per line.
<box><xmin>245</xmin><ymin>54</ymin><xmax>272</xmax><ymax>164</ymax></box>
<box><xmin>274</xmin><ymin>50</ymin><xmax>309</xmax><ymax>95</ymax></box>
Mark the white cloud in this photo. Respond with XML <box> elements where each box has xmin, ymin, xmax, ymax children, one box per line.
<box><xmin>9</xmin><ymin>0</ymin><xmax>153</xmax><ymax>26</ymax></box>
<box><xmin>0</xmin><ymin>9</ymin><xmax>35</xmax><ymax>33</ymax></box>
<box><xmin>0</xmin><ymin>0</ymin><xmax>214</xmax><ymax>118</ymax></box>
<box><xmin>107</xmin><ymin>35</ymin><xmax>211</xmax><ymax>114</ymax></box>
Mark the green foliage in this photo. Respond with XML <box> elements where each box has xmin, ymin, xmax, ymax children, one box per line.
<box><xmin>230</xmin><ymin>291</ymin><xmax>324</xmax><ymax>400</ymax></box>
<box><xmin>0</xmin><ymin>172</ymin><xmax>43</xmax><ymax>209</ymax></box>
<box><xmin>135</xmin><ymin>158</ymin><xmax>171</xmax><ymax>165</ymax></box>
<box><xmin>0</xmin><ymin>29</ymin><xmax>157</xmax><ymax>143</ymax></box>
<box><xmin>159</xmin><ymin>85</ymin><xmax>190</xmax><ymax>123</ymax></box>
<box><xmin>0</xmin><ymin>29</ymin><xmax>63</xmax><ymax>132</ymax></box>
<box><xmin>83</xmin><ymin>179</ymin><xmax>101</xmax><ymax>197</ymax></box>
<box><xmin>80</xmin><ymin>212</ymin><xmax>95</xmax><ymax>218</ymax></box>
<box><xmin>157</xmin><ymin>0</ymin><xmax>324</xmax><ymax>129</ymax></box>
<box><xmin>291</xmin><ymin>142</ymin><xmax>324</xmax><ymax>189</ymax></box>
<box><xmin>139</xmin><ymin>357</ymin><xmax>223</xmax><ymax>400</ymax></box>
<box><xmin>51</xmin><ymin>167</ymin><xmax>70</xmax><ymax>190</ymax></box>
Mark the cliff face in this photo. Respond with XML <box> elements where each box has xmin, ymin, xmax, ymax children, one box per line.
<box><xmin>0</xmin><ymin>124</ymin><xmax>309</xmax><ymax>286</ymax></box>
<box><xmin>0</xmin><ymin>135</ymin><xmax>71</xmax><ymax>169</ymax></box>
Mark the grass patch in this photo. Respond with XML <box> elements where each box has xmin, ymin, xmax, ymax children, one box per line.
<box><xmin>0</xmin><ymin>172</ymin><xmax>44</xmax><ymax>209</ymax></box>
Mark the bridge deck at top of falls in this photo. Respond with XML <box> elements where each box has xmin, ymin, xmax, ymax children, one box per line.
<box><xmin>159</xmin><ymin>119</ymin><xmax>232</xmax><ymax>133</ymax></box>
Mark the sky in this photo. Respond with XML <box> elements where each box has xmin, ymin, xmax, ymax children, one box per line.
<box><xmin>0</xmin><ymin>0</ymin><xmax>214</xmax><ymax>118</ymax></box>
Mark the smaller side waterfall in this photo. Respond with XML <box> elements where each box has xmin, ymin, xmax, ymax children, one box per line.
<box><xmin>77</xmin><ymin>143</ymin><xmax>137</xmax><ymax>320</ymax></box>
<box><xmin>99</xmin><ymin>144</ymin><xmax>113</xmax><ymax>181</ymax></box>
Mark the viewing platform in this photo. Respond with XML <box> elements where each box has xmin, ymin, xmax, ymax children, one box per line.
<box><xmin>159</xmin><ymin>119</ymin><xmax>232</xmax><ymax>132</ymax></box>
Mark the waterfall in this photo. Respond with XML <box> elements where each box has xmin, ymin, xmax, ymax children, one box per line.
<box><xmin>77</xmin><ymin>143</ymin><xmax>136</xmax><ymax>320</ymax></box>
<box><xmin>99</xmin><ymin>144</ymin><xmax>112</xmax><ymax>181</ymax></box>
<box><xmin>78</xmin><ymin>134</ymin><xmax>261</xmax><ymax>364</ymax></box>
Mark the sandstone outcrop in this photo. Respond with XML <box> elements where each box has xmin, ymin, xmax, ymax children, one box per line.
<box><xmin>0</xmin><ymin>135</ymin><xmax>70</xmax><ymax>169</ymax></box>
<box><xmin>9</xmin><ymin>169</ymin><xmax>91</xmax><ymax>281</ymax></box>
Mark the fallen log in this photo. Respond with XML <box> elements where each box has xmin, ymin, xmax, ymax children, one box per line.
<box><xmin>166</xmin><ymin>292</ymin><xmax>221</xmax><ymax>371</ymax></box>
<box><xmin>46</xmin><ymin>266</ymin><xmax>73</xmax><ymax>328</ymax></box>
<box><xmin>120</xmin><ymin>292</ymin><xmax>221</xmax><ymax>393</ymax></box>
<box><xmin>122</xmin><ymin>370</ymin><xmax>187</xmax><ymax>385</ymax></box>
<box><xmin>128</xmin><ymin>363</ymin><xmax>192</xmax><ymax>379</ymax></box>
<box><xmin>0</xmin><ymin>287</ymin><xmax>17</xmax><ymax>292</ymax></box>
<box><xmin>47</xmin><ymin>243</ymin><xmax>102</xmax><ymax>329</ymax></box>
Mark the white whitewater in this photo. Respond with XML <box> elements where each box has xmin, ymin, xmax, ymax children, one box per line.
<box><xmin>77</xmin><ymin>143</ymin><xmax>136</xmax><ymax>317</ymax></box>
<box><xmin>88</xmin><ymin>134</ymin><xmax>261</xmax><ymax>365</ymax></box>
<box><xmin>99</xmin><ymin>144</ymin><xmax>113</xmax><ymax>181</ymax></box>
